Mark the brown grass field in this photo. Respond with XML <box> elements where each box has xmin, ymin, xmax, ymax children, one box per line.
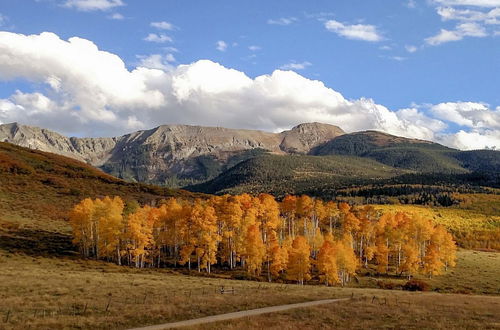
<box><xmin>0</xmin><ymin>249</ymin><xmax>498</xmax><ymax>329</ymax></box>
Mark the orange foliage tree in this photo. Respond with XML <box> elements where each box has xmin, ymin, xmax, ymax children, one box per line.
<box><xmin>69</xmin><ymin>194</ymin><xmax>457</xmax><ymax>284</ymax></box>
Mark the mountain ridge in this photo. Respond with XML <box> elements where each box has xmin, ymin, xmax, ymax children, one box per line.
<box><xmin>1</xmin><ymin>121</ymin><xmax>498</xmax><ymax>195</ymax></box>
<box><xmin>0</xmin><ymin>121</ymin><xmax>345</xmax><ymax>184</ymax></box>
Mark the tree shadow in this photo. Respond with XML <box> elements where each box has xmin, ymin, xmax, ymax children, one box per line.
<box><xmin>0</xmin><ymin>228</ymin><xmax>76</xmax><ymax>256</ymax></box>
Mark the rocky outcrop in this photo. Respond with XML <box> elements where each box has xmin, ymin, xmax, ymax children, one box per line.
<box><xmin>0</xmin><ymin>122</ymin><xmax>344</xmax><ymax>184</ymax></box>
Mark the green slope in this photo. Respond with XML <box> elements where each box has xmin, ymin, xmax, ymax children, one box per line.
<box><xmin>311</xmin><ymin>131</ymin><xmax>467</xmax><ymax>173</ymax></box>
<box><xmin>187</xmin><ymin>154</ymin><xmax>405</xmax><ymax>196</ymax></box>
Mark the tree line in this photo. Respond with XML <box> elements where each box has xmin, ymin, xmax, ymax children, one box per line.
<box><xmin>69</xmin><ymin>194</ymin><xmax>456</xmax><ymax>285</ymax></box>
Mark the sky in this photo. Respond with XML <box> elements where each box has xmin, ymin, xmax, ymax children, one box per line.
<box><xmin>0</xmin><ymin>0</ymin><xmax>498</xmax><ymax>150</ymax></box>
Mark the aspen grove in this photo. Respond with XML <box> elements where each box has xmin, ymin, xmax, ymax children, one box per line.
<box><xmin>69</xmin><ymin>194</ymin><xmax>456</xmax><ymax>285</ymax></box>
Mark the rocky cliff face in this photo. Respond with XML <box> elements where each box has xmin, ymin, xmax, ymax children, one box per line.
<box><xmin>0</xmin><ymin>122</ymin><xmax>344</xmax><ymax>185</ymax></box>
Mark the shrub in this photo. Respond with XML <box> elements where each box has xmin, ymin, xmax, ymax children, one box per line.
<box><xmin>402</xmin><ymin>279</ymin><xmax>430</xmax><ymax>291</ymax></box>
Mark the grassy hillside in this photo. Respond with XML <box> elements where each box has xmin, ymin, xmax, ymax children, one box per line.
<box><xmin>311</xmin><ymin>131</ymin><xmax>499</xmax><ymax>175</ymax></box>
<box><xmin>187</xmin><ymin>154</ymin><xmax>406</xmax><ymax>196</ymax></box>
<box><xmin>186</xmin><ymin>155</ymin><xmax>499</xmax><ymax>198</ymax></box>
<box><xmin>0</xmin><ymin>142</ymin><xmax>202</xmax><ymax>255</ymax></box>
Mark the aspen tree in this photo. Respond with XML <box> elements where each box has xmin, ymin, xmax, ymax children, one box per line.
<box><xmin>287</xmin><ymin>235</ymin><xmax>311</xmax><ymax>285</ymax></box>
<box><xmin>317</xmin><ymin>233</ymin><xmax>339</xmax><ymax>286</ymax></box>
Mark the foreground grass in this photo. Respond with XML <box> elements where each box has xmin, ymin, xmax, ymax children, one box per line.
<box><xmin>352</xmin><ymin>249</ymin><xmax>500</xmax><ymax>295</ymax></box>
<box><xmin>0</xmin><ymin>251</ymin><xmax>350</xmax><ymax>329</ymax></box>
<box><xmin>192</xmin><ymin>293</ymin><xmax>500</xmax><ymax>329</ymax></box>
<box><xmin>0</xmin><ymin>249</ymin><xmax>499</xmax><ymax>329</ymax></box>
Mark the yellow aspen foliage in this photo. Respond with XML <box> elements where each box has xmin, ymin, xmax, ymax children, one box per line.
<box><xmin>335</xmin><ymin>237</ymin><xmax>358</xmax><ymax>286</ymax></box>
<box><xmin>287</xmin><ymin>235</ymin><xmax>311</xmax><ymax>285</ymax></box>
<box><xmin>69</xmin><ymin>198</ymin><xmax>95</xmax><ymax>258</ymax></box>
<box><xmin>317</xmin><ymin>234</ymin><xmax>339</xmax><ymax>286</ymax></box>
<box><xmin>68</xmin><ymin>195</ymin><xmax>456</xmax><ymax>281</ymax></box>
<box><xmin>97</xmin><ymin>196</ymin><xmax>124</xmax><ymax>262</ymax></box>
<box><xmin>244</xmin><ymin>224</ymin><xmax>266</xmax><ymax>275</ymax></box>
<box><xmin>269</xmin><ymin>240</ymin><xmax>288</xmax><ymax>279</ymax></box>
<box><xmin>125</xmin><ymin>205</ymin><xmax>154</xmax><ymax>268</ymax></box>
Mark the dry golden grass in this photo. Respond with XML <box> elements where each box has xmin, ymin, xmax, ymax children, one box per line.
<box><xmin>351</xmin><ymin>249</ymin><xmax>500</xmax><ymax>295</ymax></box>
<box><xmin>191</xmin><ymin>293</ymin><xmax>500</xmax><ymax>329</ymax></box>
<box><xmin>0</xmin><ymin>249</ymin><xmax>499</xmax><ymax>329</ymax></box>
<box><xmin>0</xmin><ymin>251</ymin><xmax>350</xmax><ymax>329</ymax></box>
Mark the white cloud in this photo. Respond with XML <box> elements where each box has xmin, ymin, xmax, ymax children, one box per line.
<box><xmin>248</xmin><ymin>45</ymin><xmax>261</xmax><ymax>51</ymax></box>
<box><xmin>150</xmin><ymin>21</ymin><xmax>176</xmax><ymax>30</ymax></box>
<box><xmin>144</xmin><ymin>33</ymin><xmax>172</xmax><ymax>43</ymax></box>
<box><xmin>425</xmin><ymin>22</ymin><xmax>487</xmax><ymax>45</ymax></box>
<box><xmin>406</xmin><ymin>0</ymin><xmax>417</xmax><ymax>8</ymax></box>
<box><xmin>390</xmin><ymin>56</ymin><xmax>407</xmax><ymax>61</ymax></box>
<box><xmin>267</xmin><ymin>17</ymin><xmax>298</xmax><ymax>25</ymax></box>
<box><xmin>279</xmin><ymin>61</ymin><xmax>312</xmax><ymax>70</ymax></box>
<box><xmin>439</xmin><ymin>130</ymin><xmax>500</xmax><ymax>150</ymax></box>
<box><xmin>0</xmin><ymin>31</ymin><xmax>497</xmax><ymax>150</ymax></box>
<box><xmin>325</xmin><ymin>20</ymin><xmax>383</xmax><ymax>42</ymax></box>
<box><xmin>164</xmin><ymin>46</ymin><xmax>179</xmax><ymax>53</ymax></box>
<box><xmin>108</xmin><ymin>13</ymin><xmax>124</xmax><ymax>20</ymax></box>
<box><xmin>216</xmin><ymin>40</ymin><xmax>228</xmax><ymax>52</ymax></box>
<box><xmin>63</xmin><ymin>0</ymin><xmax>124</xmax><ymax>11</ymax></box>
<box><xmin>437</xmin><ymin>6</ymin><xmax>500</xmax><ymax>24</ymax></box>
<box><xmin>136</xmin><ymin>54</ymin><xmax>176</xmax><ymax>71</ymax></box>
<box><xmin>433</xmin><ymin>0</ymin><xmax>500</xmax><ymax>7</ymax></box>
<box><xmin>405</xmin><ymin>45</ymin><xmax>418</xmax><ymax>53</ymax></box>
<box><xmin>431</xmin><ymin>102</ymin><xmax>500</xmax><ymax>128</ymax></box>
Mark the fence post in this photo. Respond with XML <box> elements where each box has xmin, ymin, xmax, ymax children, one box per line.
<box><xmin>4</xmin><ymin>310</ymin><xmax>11</xmax><ymax>323</ymax></box>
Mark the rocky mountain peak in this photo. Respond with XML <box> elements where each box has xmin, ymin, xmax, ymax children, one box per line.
<box><xmin>279</xmin><ymin>122</ymin><xmax>344</xmax><ymax>153</ymax></box>
<box><xmin>0</xmin><ymin>121</ymin><xmax>346</xmax><ymax>184</ymax></box>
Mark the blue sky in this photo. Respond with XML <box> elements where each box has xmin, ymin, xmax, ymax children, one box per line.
<box><xmin>0</xmin><ymin>0</ymin><xmax>498</xmax><ymax>149</ymax></box>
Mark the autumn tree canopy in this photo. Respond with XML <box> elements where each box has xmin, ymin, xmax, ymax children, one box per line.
<box><xmin>69</xmin><ymin>194</ymin><xmax>456</xmax><ymax>285</ymax></box>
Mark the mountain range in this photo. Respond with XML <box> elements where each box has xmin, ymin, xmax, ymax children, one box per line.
<box><xmin>0</xmin><ymin>122</ymin><xmax>498</xmax><ymax>196</ymax></box>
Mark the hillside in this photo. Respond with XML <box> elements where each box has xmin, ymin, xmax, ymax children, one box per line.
<box><xmin>311</xmin><ymin>131</ymin><xmax>464</xmax><ymax>173</ymax></box>
<box><xmin>0</xmin><ymin>142</ymin><xmax>200</xmax><ymax>255</ymax></box>
<box><xmin>187</xmin><ymin>151</ymin><xmax>500</xmax><ymax>198</ymax></box>
<box><xmin>187</xmin><ymin>154</ymin><xmax>407</xmax><ymax>196</ymax></box>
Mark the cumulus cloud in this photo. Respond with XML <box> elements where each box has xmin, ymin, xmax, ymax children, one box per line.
<box><xmin>248</xmin><ymin>45</ymin><xmax>261</xmax><ymax>51</ymax></box>
<box><xmin>406</xmin><ymin>0</ymin><xmax>417</xmax><ymax>8</ymax></box>
<box><xmin>431</xmin><ymin>102</ymin><xmax>500</xmax><ymax>128</ymax></box>
<box><xmin>136</xmin><ymin>54</ymin><xmax>176</xmax><ymax>71</ymax></box>
<box><xmin>216</xmin><ymin>40</ymin><xmax>228</xmax><ymax>51</ymax></box>
<box><xmin>144</xmin><ymin>33</ymin><xmax>172</xmax><ymax>43</ymax></box>
<box><xmin>325</xmin><ymin>20</ymin><xmax>383</xmax><ymax>42</ymax></box>
<box><xmin>63</xmin><ymin>0</ymin><xmax>124</xmax><ymax>11</ymax></box>
<box><xmin>439</xmin><ymin>130</ymin><xmax>500</xmax><ymax>150</ymax></box>
<box><xmin>437</xmin><ymin>6</ymin><xmax>500</xmax><ymax>24</ymax></box>
<box><xmin>0</xmin><ymin>31</ymin><xmax>497</xmax><ymax>150</ymax></box>
<box><xmin>433</xmin><ymin>0</ymin><xmax>500</xmax><ymax>7</ymax></box>
<box><xmin>426</xmin><ymin>22</ymin><xmax>487</xmax><ymax>45</ymax></box>
<box><xmin>150</xmin><ymin>21</ymin><xmax>176</xmax><ymax>30</ymax></box>
<box><xmin>279</xmin><ymin>61</ymin><xmax>312</xmax><ymax>70</ymax></box>
<box><xmin>267</xmin><ymin>17</ymin><xmax>298</xmax><ymax>25</ymax></box>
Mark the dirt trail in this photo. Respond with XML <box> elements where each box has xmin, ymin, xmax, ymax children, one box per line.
<box><xmin>129</xmin><ymin>298</ymin><xmax>350</xmax><ymax>330</ymax></box>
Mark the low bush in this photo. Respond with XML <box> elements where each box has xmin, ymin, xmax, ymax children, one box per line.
<box><xmin>402</xmin><ymin>279</ymin><xmax>430</xmax><ymax>291</ymax></box>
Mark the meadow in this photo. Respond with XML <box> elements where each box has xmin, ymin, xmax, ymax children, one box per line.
<box><xmin>0</xmin><ymin>249</ymin><xmax>498</xmax><ymax>329</ymax></box>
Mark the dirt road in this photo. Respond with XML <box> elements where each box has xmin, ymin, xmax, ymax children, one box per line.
<box><xmin>129</xmin><ymin>297</ymin><xmax>350</xmax><ymax>329</ymax></box>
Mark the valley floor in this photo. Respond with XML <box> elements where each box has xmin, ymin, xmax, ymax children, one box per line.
<box><xmin>0</xmin><ymin>250</ymin><xmax>498</xmax><ymax>329</ymax></box>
